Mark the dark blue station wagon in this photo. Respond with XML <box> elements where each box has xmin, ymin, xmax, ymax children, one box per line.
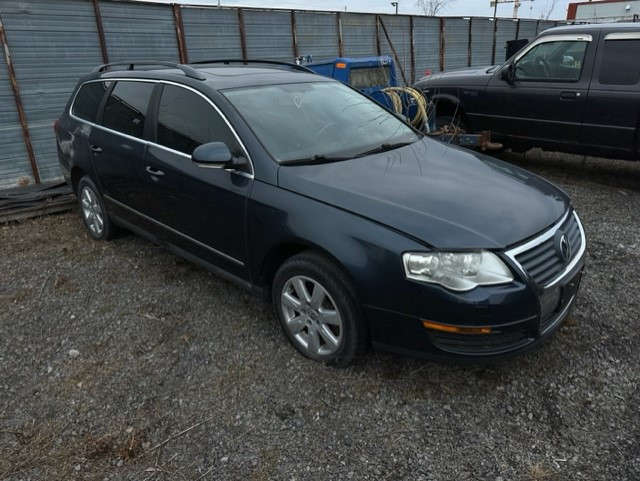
<box><xmin>55</xmin><ymin>61</ymin><xmax>586</xmax><ymax>366</ymax></box>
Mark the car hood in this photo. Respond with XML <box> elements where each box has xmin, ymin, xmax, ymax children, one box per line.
<box><xmin>414</xmin><ymin>65</ymin><xmax>498</xmax><ymax>89</ymax></box>
<box><xmin>277</xmin><ymin>138</ymin><xmax>569</xmax><ymax>250</ymax></box>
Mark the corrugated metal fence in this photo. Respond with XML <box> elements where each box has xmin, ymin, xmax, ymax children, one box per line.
<box><xmin>0</xmin><ymin>0</ymin><xmax>564</xmax><ymax>189</ymax></box>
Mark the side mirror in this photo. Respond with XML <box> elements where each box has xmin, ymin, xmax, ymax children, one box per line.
<box><xmin>192</xmin><ymin>142</ymin><xmax>234</xmax><ymax>168</ymax></box>
<box><xmin>501</xmin><ymin>63</ymin><xmax>515</xmax><ymax>83</ymax></box>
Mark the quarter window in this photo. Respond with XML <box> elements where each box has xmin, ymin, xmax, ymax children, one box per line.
<box><xmin>514</xmin><ymin>40</ymin><xmax>588</xmax><ymax>82</ymax></box>
<box><xmin>72</xmin><ymin>81</ymin><xmax>109</xmax><ymax>122</ymax></box>
<box><xmin>599</xmin><ymin>39</ymin><xmax>640</xmax><ymax>85</ymax></box>
<box><xmin>102</xmin><ymin>81</ymin><xmax>154</xmax><ymax>139</ymax></box>
<box><xmin>156</xmin><ymin>85</ymin><xmax>240</xmax><ymax>156</ymax></box>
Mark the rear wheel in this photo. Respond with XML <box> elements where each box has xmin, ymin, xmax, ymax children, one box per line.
<box><xmin>77</xmin><ymin>176</ymin><xmax>115</xmax><ymax>241</ymax></box>
<box><xmin>273</xmin><ymin>252</ymin><xmax>366</xmax><ymax>367</ymax></box>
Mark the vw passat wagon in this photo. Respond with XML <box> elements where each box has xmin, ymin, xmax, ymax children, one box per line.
<box><xmin>55</xmin><ymin>60</ymin><xmax>586</xmax><ymax>366</ymax></box>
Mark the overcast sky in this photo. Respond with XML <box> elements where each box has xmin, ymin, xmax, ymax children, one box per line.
<box><xmin>154</xmin><ymin>0</ymin><xmax>573</xmax><ymax>20</ymax></box>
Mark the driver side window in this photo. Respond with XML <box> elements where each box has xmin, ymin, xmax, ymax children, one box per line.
<box><xmin>514</xmin><ymin>40</ymin><xmax>588</xmax><ymax>82</ymax></box>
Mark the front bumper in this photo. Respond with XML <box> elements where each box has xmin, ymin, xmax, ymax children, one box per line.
<box><xmin>367</xmin><ymin>253</ymin><xmax>585</xmax><ymax>362</ymax></box>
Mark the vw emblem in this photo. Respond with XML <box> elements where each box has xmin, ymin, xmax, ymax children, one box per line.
<box><xmin>559</xmin><ymin>234</ymin><xmax>571</xmax><ymax>261</ymax></box>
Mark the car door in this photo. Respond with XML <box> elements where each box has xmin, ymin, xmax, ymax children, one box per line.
<box><xmin>484</xmin><ymin>34</ymin><xmax>595</xmax><ymax>150</ymax></box>
<box><xmin>143</xmin><ymin>83</ymin><xmax>253</xmax><ymax>280</ymax></box>
<box><xmin>580</xmin><ymin>31</ymin><xmax>640</xmax><ymax>159</ymax></box>
<box><xmin>90</xmin><ymin>80</ymin><xmax>155</xmax><ymax>223</ymax></box>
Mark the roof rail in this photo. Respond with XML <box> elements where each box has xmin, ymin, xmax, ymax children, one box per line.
<box><xmin>93</xmin><ymin>61</ymin><xmax>206</xmax><ymax>81</ymax></box>
<box><xmin>191</xmin><ymin>59</ymin><xmax>314</xmax><ymax>74</ymax></box>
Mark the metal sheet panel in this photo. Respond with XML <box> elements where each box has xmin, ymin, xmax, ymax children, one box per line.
<box><xmin>182</xmin><ymin>7</ymin><xmax>243</xmax><ymax>62</ymax></box>
<box><xmin>378</xmin><ymin>15</ymin><xmax>412</xmax><ymax>84</ymax></box>
<box><xmin>0</xmin><ymin>50</ymin><xmax>32</xmax><ymax>189</ymax></box>
<box><xmin>517</xmin><ymin>19</ymin><xmax>539</xmax><ymax>42</ymax></box>
<box><xmin>1</xmin><ymin>0</ymin><xmax>104</xmax><ymax>185</ymax></box>
<box><xmin>538</xmin><ymin>20</ymin><xmax>559</xmax><ymax>33</ymax></box>
<box><xmin>341</xmin><ymin>13</ymin><xmax>377</xmax><ymax>58</ymax></box>
<box><xmin>470</xmin><ymin>18</ymin><xmax>494</xmax><ymax>67</ymax></box>
<box><xmin>295</xmin><ymin>11</ymin><xmax>339</xmax><ymax>61</ymax></box>
<box><xmin>494</xmin><ymin>19</ymin><xmax>518</xmax><ymax>64</ymax></box>
<box><xmin>413</xmin><ymin>16</ymin><xmax>440</xmax><ymax>78</ymax></box>
<box><xmin>243</xmin><ymin>10</ymin><xmax>293</xmax><ymax>63</ymax></box>
<box><xmin>444</xmin><ymin>18</ymin><xmax>470</xmax><ymax>71</ymax></box>
<box><xmin>100</xmin><ymin>1</ymin><xmax>179</xmax><ymax>62</ymax></box>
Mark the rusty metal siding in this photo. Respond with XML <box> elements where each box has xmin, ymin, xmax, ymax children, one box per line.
<box><xmin>0</xmin><ymin>49</ymin><xmax>31</xmax><ymax>189</ymax></box>
<box><xmin>377</xmin><ymin>15</ymin><xmax>411</xmax><ymax>84</ymax></box>
<box><xmin>181</xmin><ymin>7</ymin><xmax>243</xmax><ymax>62</ymax></box>
<box><xmin>296</xmin><ymin>12</ymin><xmax>339</xmax><ymax>61</ymax></box>
<box><xmin>444</xmin><ymin>18</ymin><xmax>470</xmax><ymax>71</ymax></box>
<box><xmin>341</xmin><ymin>13</ymin><xmax>377</xmax><ymax>57</ymax></box>
<box><xmin>470</xmin><ymin>18</ymin><xmax>494</xmax><ymax>66</ymax></box>
<box><xmin>243</xmin><ymin>10</ymin><xmax>293</xmax><ymax>62</ymax></box>
<box><xmin>100</xmin><ymin>1</ymin><xmax>179</xmax><ymax>62</ymax></box>
<box><xmin>1</xmin><ymin>0</ymin><xmax>104</xmax><ymax>185</ymax></box>
<box><xmin>413</xmin><ymin>16</ymin><xmax>440</xmax><ymax>78</ymax></box>
<box><xmin>495</xmin><ymin>19</ymin><xmax>518</xmax><ymax>63</ymax></box>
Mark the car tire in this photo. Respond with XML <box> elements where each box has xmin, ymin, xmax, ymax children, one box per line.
<box><xmin>77</xmin><ymin>176</ymin><xmax>115</xmax><ymax>241</ymax></box>
<box><xmin>273</xmin><ymin>252</ymin><xmax>366</xmax><ymax>367</ymax></box>
<box><xmin>436</xmin><ymin>114</ymin><xmax>470</xmax><ymax>133</ymax></box>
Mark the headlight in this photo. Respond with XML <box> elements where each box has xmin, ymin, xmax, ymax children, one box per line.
<box><xmin>402</xmin><ymin>251</ymin><xmax>513</xmax><ymax>292</ymax></box>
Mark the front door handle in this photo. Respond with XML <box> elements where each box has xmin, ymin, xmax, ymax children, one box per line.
<box><xmin>145</xmin><ymin>166</ymin><xmax>165</xmax><ymax>177</ymax></box>
<box><xmin>90</xmin><ymin>145</ymin><xmax>102</xmax><ymax>154</ymax></box>
<box><xmin>560</xmin><ymin>91</ymin><xmax>578</xmax><ymax>100</ymax></box>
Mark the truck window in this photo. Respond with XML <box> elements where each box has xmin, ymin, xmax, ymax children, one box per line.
<box><xmin>514</xmin><ymin>40</ymin><xmax>588</xmax><ymax>82</ymax></box>
<box><xmin>599</xmin><ymin>39</ymin><xmax>640</xmax><ymax>85</ymax></box>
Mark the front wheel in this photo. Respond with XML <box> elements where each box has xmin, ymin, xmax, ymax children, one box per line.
<box><xmin>273</xmin><ymin>252</ymin><xmax>366</xmax><ymax>367</ymax></box>
<box><xmin>77</xmin><ymin>176</ymin><xmax>115</xmax><ymax>241</ymax></box>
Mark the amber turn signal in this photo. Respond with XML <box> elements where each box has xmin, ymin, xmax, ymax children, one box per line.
<box><xmin>422</xmin><ymin>320</ymin><xmax>492</xmax><ymax>335</ymax></box>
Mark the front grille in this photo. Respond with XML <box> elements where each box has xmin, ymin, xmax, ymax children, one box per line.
<box><xmin>512</xmin><ymin>211</ymin><xmax>583</xmax><ymax>287</ymax></box>
<box><xmin>429</xmin><ymin>327</ymin><xmax>531</xmax><ymax>355</ymax></box>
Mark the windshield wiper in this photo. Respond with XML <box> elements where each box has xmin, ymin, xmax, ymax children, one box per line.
<box><xmin>353</xmin><ymin>141</ymin><xmax>414</xmax><ymax>158</ymax></box>
<box><xmin>280</xmin><ymin>154</ymin><xmax>353</xmax><ymax>166</ymax></box>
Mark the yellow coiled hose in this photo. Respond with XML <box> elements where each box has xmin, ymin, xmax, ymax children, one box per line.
<box><xmin>382</xmin><ymin>87</ymin><xmax>430</xmax><ymax>131</ymax></box>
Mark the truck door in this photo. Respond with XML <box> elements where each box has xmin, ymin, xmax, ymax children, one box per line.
<box><xmin>484</xmin><ymin>34</ymin><xmax>595</xmax><ymax>151</ymax></box>
<box><xmin>580</xmin><ymin>31</ymin><xmax>640</xmax><ymax>160</ymax></box>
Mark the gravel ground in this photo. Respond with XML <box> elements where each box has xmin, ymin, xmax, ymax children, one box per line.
<box><xmin>1</xmin><ymin>150</ymin><xmax>639</xmax><ymax>481</ymax></box>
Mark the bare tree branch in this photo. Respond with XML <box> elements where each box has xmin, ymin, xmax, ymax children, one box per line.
<box><xmin>415</xmin><ymin>0</ymin><xmax>458</xmax><ymax>17</ymax></box>
<box><xmin>541</xmin><ymin>0</ymin><xmax>560</xmax><ymax>20</ymax></box>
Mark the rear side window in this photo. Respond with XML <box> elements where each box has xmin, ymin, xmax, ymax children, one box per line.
<box><xmin>156</xmin><ymin>84</ymin><xmax>240</xmax><ymax>156</ymax></box>
<box><xmin>599</xmin><ymin>39</ymin><xmax>640</xmax><ymax>85</ymax></box>
<box><xmin>102</xmin><ymin>81</ymin><xmax>154</xmax><ymax>139</ymax></box>
<box><xmin>72</xmin><ymin>82</ymin><xmax>109</xmax><ymax>122</ymax></box>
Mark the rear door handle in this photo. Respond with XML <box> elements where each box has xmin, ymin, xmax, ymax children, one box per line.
<box><xmin>90</xmin><ymin>145</ymin><xmax>102</xmax><ymax>154</ymax></box>
<box><xmin>560</xmin><ymin>92</ymin><xmax>578</xmax><ymax>100</ymax></box>
<box><xmin>146</xmin><ymin>166</ymin><xmax>165</xmax><ymax>177</ymax></box>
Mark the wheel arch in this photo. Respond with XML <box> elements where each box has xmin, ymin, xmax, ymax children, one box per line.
<box><xmin>432</xmin><ymin>94</ymin><xmax>473</xmax><ymax>131</ymax></box>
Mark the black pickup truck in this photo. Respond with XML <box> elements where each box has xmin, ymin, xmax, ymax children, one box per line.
<box><xmin>414</xmin><ymin>23</ymin><xmax>640</xmax><ymax>160</ymax></box>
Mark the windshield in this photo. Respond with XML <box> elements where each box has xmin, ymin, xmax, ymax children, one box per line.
<box><xmin>222</xmin><ymin>81</ymin><xmax>420</xmax><ymax>163</ymax></box>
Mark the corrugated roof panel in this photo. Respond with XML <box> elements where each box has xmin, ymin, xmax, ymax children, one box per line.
<box><xmin>1</xmin><ymin>0</ymin><xmax>104</xmax><ymax>186</ymax></box>
<box><xmin>494</xmin><ymin>19</ymin><xmax>518</xmax><ymax>63</ymax></box>
<box><xmin>444</xmin><ymin>18</ymin><xmax>470</xmax><ymax>71</ymax></box>
<box><xmin>378</xmin><ymin>15</ymin><xmax>412</xmax><ymax>84</ymax></box>
<box><xmin>413</xmin><ymin>16</ymin><xmax>440</xmax><ymax>77</ymax></box>
<box><xmin>100</xmin><ymin>1</ymin><xmax>179</xmax><ymax>62</ymax></box>
<box><xmin>182</xmin><ymin>7</ymin><xmax>243</xmax><ymax>62</ymax></box>
<box><xmin>295</xmin><ymin>11</ymin><xmax>339</xmax><ymax>61</ymax></box>
<box><xmin>471</xmin><ymin>18</ymin><xmax>494</xmax><ymax>66</ymax></box>
<box><xmin>341</xmin><ymin>13</ymin><xmax>377</xmax><ymax>57</ymax></box>
<box><xmin>243</xmin><ymin>10</ymin><xmax>294</xmax><ymax>62</ymax></box>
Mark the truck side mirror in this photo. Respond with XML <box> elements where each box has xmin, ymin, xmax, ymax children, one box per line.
<box><xmin>501</xmin><ymin>64</ymin><xmax>515</xmax><ymax>83</ymax></box>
